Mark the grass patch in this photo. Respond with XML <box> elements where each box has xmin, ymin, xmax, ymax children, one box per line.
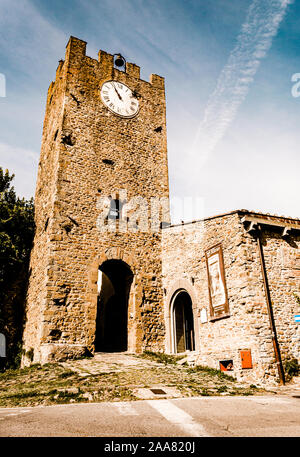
<box><xmin>0</xmin><ymin>356</ymin><xmax>269</xmax><ymax>407</ymax></box>
<box><xmin>58</xmin><ymin>371</ymin><xmax>74</xmax><ymax>379</ymax></box>
<box><xmin>216</xmin><ymin>385</ymin><xmax>228</xmax><ymax>393</ymax></box>
<box><xmin>187</xmin><ymin>365</ymin><xmax>236</xmax><ymax>382</ymax></box>
<box><xmin>137</xmin><ymin>351</ymin><xmax>185</xmax><ymax>365</ymax></box>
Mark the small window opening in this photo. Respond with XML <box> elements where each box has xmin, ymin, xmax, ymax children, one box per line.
<box><xmin>44</xmin><ymin>217</ymin><xmax>49</xmax><ymax>231</ymax></box>
<box><xmin>219</xmin><ymin>360</ymin><xmax>233</xmax><ymax>372</ymax></box>
<box><xmin>107</xmin><ymin>198</ymin><xmax>123</xmax><ymax>220</ymax></box>
<box><xmin>49</xmin><ymin>329</ymin><xmax>62</xmax><ymax>340</ymax></box>
<box><xmin>61</xmin><ymin>133</ymin><xmax>75</xmax><ymax>146</ymax></box>
<box><xmin>70</xmin><ymin>93</ymin><xmax>80</xmax><ymax>106</ymax></box>
<box><xmin>102</xmin><ymin>159</ymin><xmax>115</xmax><ymax>166</ymax></box>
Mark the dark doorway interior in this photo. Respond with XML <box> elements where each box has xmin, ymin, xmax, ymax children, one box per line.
<box><xmin>95</xmin><ymin>259</ymin><xmax>133</xmax><ymax>352</ymax></box>
<box><xmin>173</xmin><ymin>291</ymin><xmax>195</xmax><ymax>353</ymax></box>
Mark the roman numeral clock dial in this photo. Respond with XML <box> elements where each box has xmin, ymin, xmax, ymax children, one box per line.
<box><xmin>100</xmin><ymin>81</ymin><xmax>139</xmax><ymax>118</ymax></box>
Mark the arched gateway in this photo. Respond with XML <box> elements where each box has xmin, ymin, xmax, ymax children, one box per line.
<box><xmin>95</xmin><ymin>259</ymin><xmax>133</xmax><ymax>352</ymax></box>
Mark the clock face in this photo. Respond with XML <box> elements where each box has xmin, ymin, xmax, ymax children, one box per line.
<box><xmin>100</xmin><ymin>80</ymin><xmax>139</xmax><ymax>118</ymax></box>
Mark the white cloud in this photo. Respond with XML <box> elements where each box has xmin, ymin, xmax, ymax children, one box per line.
<box><xmin>190</xmin><ymin>0</ymin><xmax>294</xmax><ymax>168</ymax></box>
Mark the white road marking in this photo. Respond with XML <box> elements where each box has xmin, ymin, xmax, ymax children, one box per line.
<box><xmin>247</xmin><ymin>397</ymin><xmax>294</xmax><ymax>405</ymax></box>
<box><xmin>147</xmin><ymin>399</ymin><xmax>210</xmax><ymax>437</ymax></box>
<box><xmin>0</xmin><ymin>409</ymin><xmax>31</xmax><ymax>418</ymax></box>
<box><xmin>114</xmin><ymin>402</ymin><xmax>139</xmax><ymax>416</ymax></box>
<box><xmin>0</xmin><ymin>408</ymin><xmax>28</xmax><ymax>412</ymax></box>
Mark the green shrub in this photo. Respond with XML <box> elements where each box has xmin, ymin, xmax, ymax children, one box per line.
<box><xmin>284</xmin><ymin>358</ymin><xmax>299</xmax><ymax>378</ymax></box>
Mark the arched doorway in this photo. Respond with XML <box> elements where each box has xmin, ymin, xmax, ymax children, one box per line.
<box><xmin>95</xmin><ymin>259</ymin><xmax>133</xmax><ymax>352</ymax></box>
<box><xmin>172</xmin><ymin>291</ymin><xmax>195</xmax><ymax>353</ymax></box>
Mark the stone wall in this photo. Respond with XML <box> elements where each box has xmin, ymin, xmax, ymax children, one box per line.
<box><xmin>22</xmin><ymin>37</ymin><xmax>170</xmax><ymax>365</ymax></box>
<box><xmin>22</xmin><ymin>58</ymin><xmax>66</xmax><ymax>362</ymax></box>
<box><xmin>162</xmin><ymin>211</ymin><xmax>300</xmax><ymax>385</ymax></box>
<box><xmin>257</xmin><ymin>228</ymin><xmax>300</xmax><ymax>363</ymax></box>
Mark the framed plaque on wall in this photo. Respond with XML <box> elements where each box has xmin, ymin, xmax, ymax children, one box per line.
<box><xmin>205</xmin><ymin>244</ymin><xmax>230</xmax><ymax>320</ymax></box>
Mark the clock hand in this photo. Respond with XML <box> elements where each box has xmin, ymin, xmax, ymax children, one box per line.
<box><xmin>112</xmin><ymin>82</ymin><xmax>123</xmax><ymax>101</ymax></box>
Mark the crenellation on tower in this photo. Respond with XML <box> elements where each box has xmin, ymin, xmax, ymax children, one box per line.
<box><xmin>126</xmin><ymin>62</ymin><xmax>140</xmax><ymax>79</ymax></box>
<box><xmin>55</xmin><ymin>59</ymin><xmax>65</xmax><ymax>79</ymax></box>
<box><xmin>62</xmin><ymin>36</ymin><xmax>165</xmax><ymax>86</ymax></box>
<box><xmin>150</xmin><ymin>74</ymin><xmax>165</xmax><ymax>89</ymax></box>
<box><xmin>65</xmin><ymin>35</ymin><xmax>87</xmax><ymax>60</ymax></box>
<box><xmin>97</xmin><ymin>49</ymin><xmax>114</xmax><ymax>71</ymax></box>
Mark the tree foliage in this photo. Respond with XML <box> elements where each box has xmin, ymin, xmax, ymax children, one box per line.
<box><xmin>0</xmin><ymin>168</ymin><xmax>35</xmax><ymax>369</ymax></box>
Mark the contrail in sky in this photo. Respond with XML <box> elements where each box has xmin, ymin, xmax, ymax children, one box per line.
<box><xmin>191</xmin><ymin>0</ymin><xmax>293</xmax><ymax>167</ymax></box>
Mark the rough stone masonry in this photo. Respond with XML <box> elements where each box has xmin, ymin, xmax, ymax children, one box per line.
<box><xmin>22</xmin><ymin>36</ymin><xmax>169</xmax><ymax>364</ymax></box>
<box><xmin>22</xmin><ymin>37</ymin><xmax>300</xmax><ymax>386</ymax></box>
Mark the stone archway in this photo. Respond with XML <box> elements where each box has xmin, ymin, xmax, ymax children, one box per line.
<box><xmin>165</xmin><ymin>279</ymin><xmax>199</xmax><ymax>354</ymax></box>
<box><xmin>95</xmin><ymin>259</ymin><xmax>133</xmax><ymax>352</ymax></box>
<box><xmin>88</xmin><ymin>248</ymin><xmax>142</xmax><ymax>353</ymax></box>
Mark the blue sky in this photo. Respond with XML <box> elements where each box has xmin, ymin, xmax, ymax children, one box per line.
<box><xmin>0</xmin><ymin>0</ymin><xmax>299</xmax><ymax>221</ymax></box>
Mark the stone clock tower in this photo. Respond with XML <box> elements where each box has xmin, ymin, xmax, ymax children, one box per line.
<box><xmin>22</xmin><ymin>36</ymin><xmax>170</xmax><ymax>364</ymax></box>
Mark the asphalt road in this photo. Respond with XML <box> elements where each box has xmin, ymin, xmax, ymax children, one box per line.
<box><xmin>0</xmin><ymin>395</ymin><xmax>300</xmax><ymax>437</ymax></box>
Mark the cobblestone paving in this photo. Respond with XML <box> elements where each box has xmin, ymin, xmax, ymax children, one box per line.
<box><xmin>61</xmin><ymin>352</ymin><xmax>162</xmax><ymax>376</ymax></box>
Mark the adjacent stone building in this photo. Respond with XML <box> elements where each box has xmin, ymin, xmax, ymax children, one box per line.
<box><xmin>22</xmin><ymin>37</ymin><xmax>300</xmax><ymax>385</ymax></box>
<box><xmin>162</xmin><ymin>210</ymin><xmax>300</xmax><ymax>385</ymax></box>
